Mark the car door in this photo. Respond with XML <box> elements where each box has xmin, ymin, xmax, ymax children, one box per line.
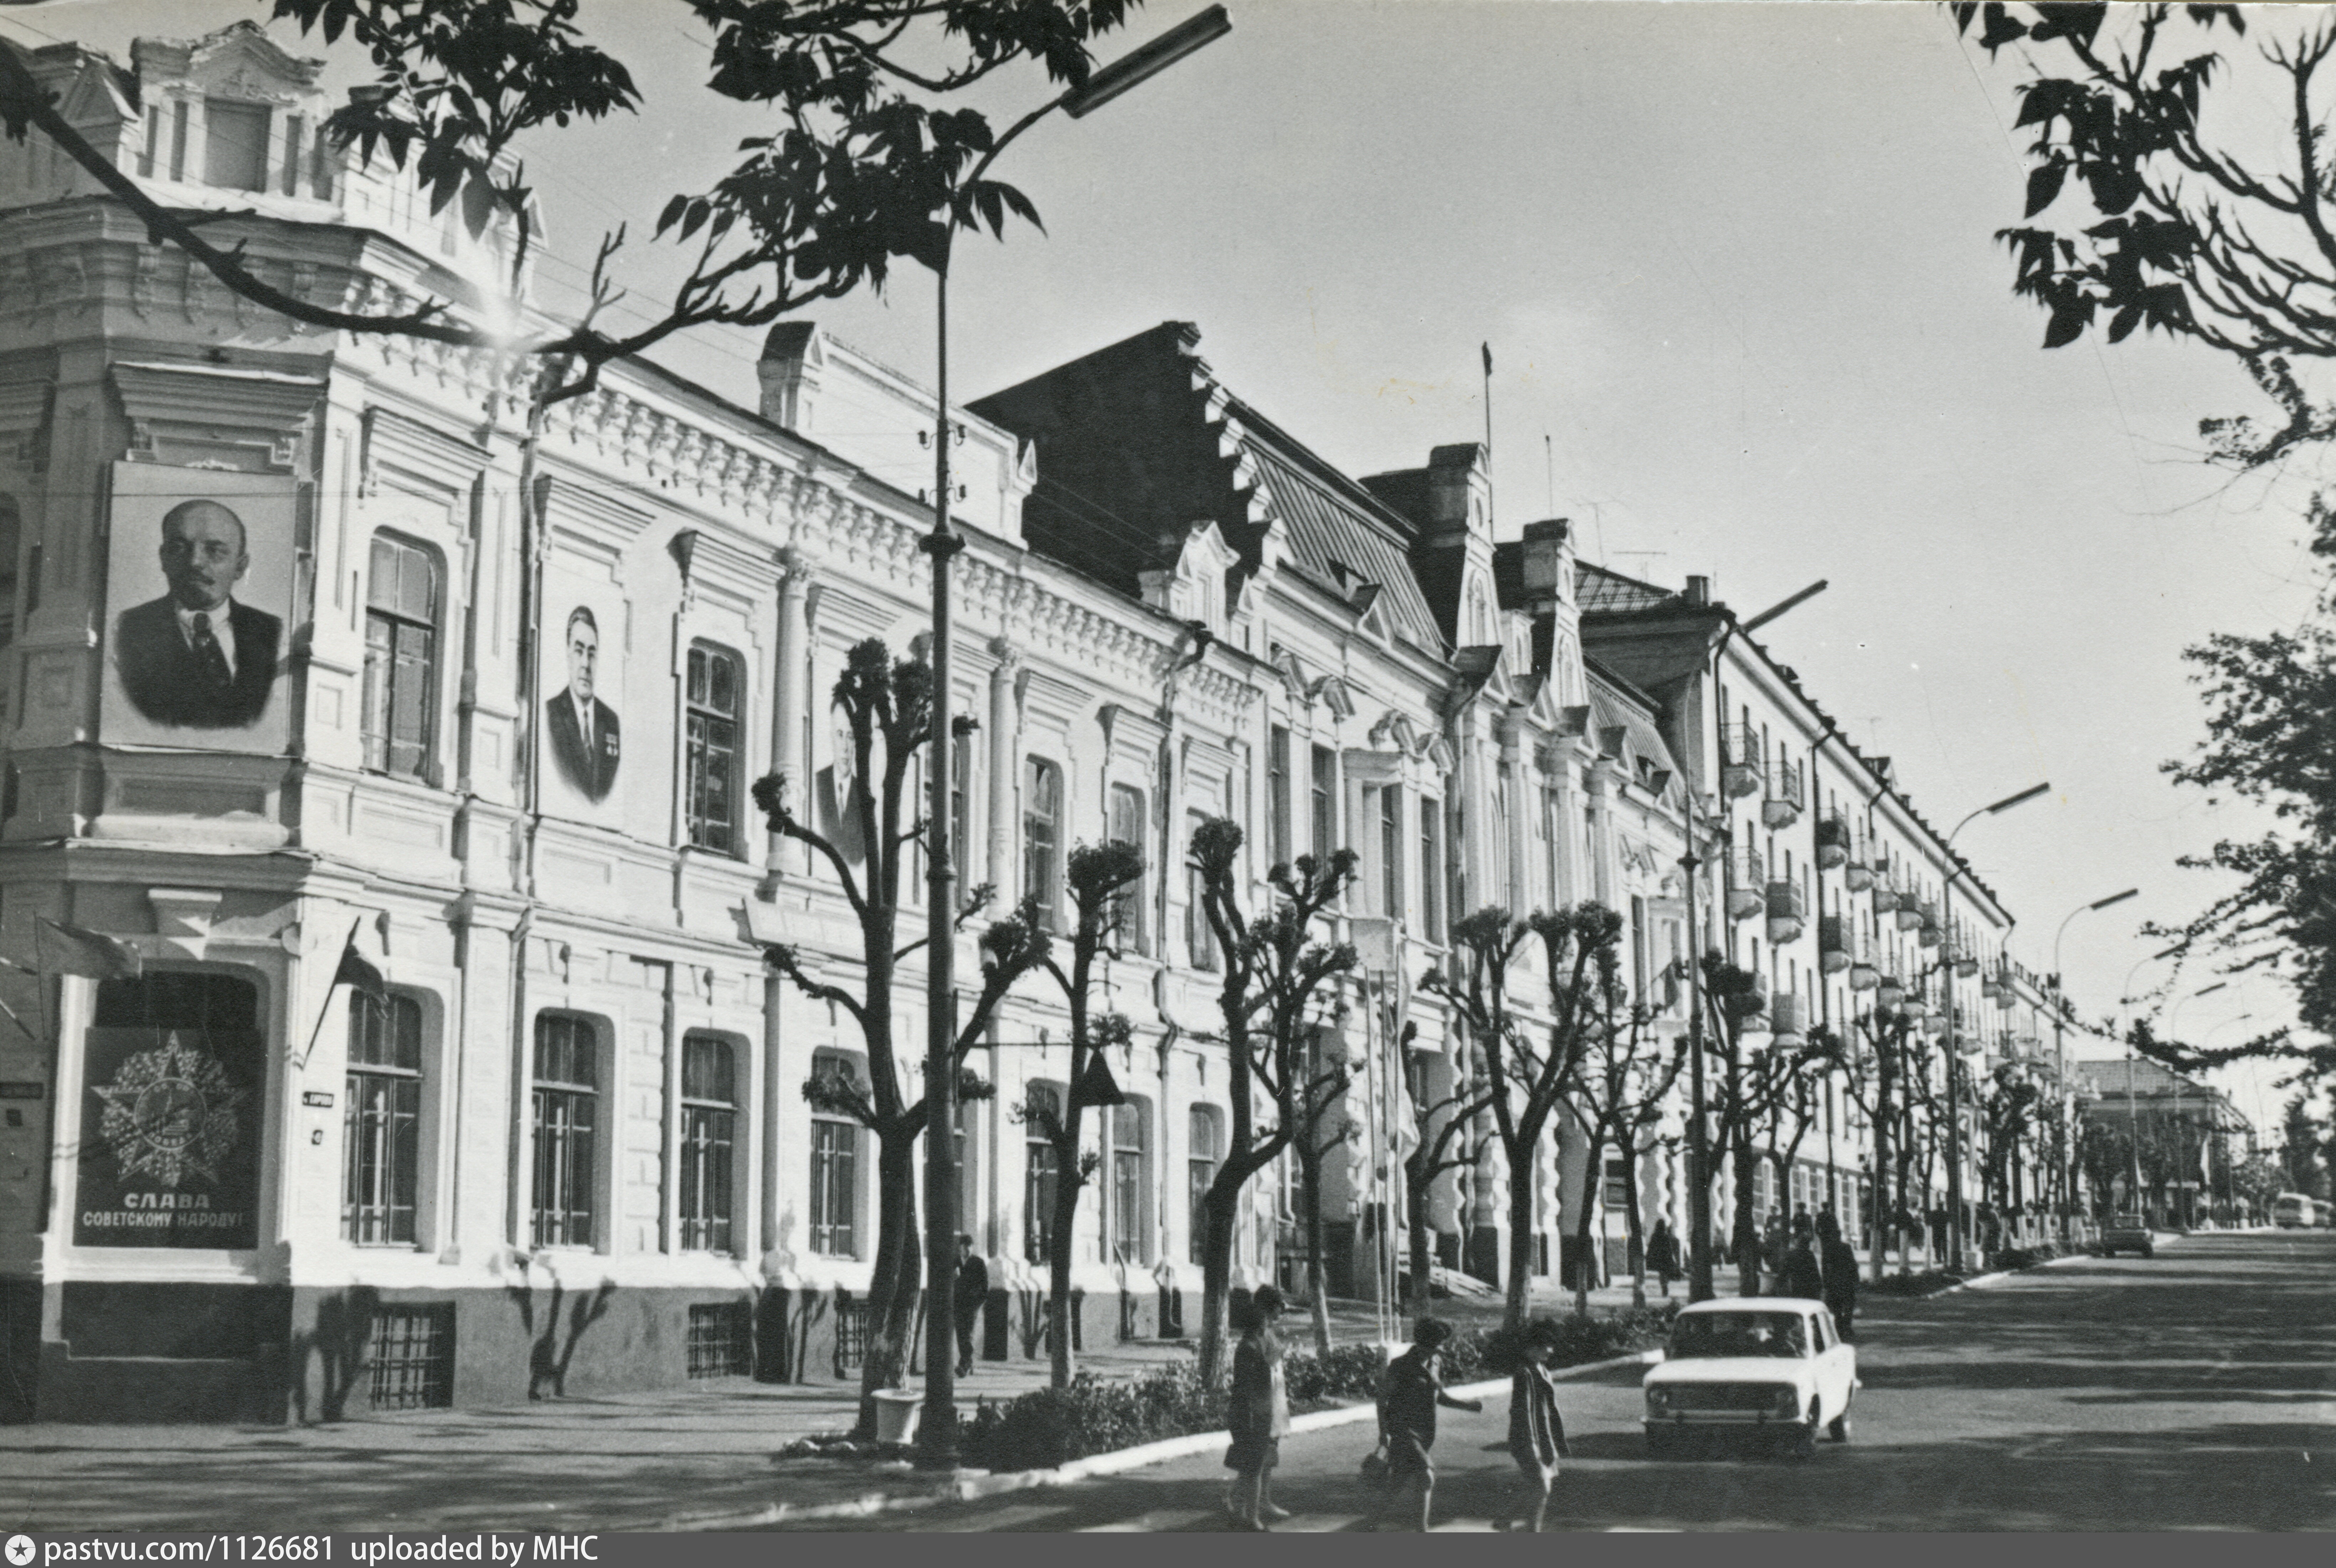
<box><xmin>1812</xmin><ymin>1309</ymin><xmax>1853</xmax><ymax>1413</ymax></box>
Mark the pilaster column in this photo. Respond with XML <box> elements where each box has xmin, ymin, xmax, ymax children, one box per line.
<box><xmin>986</xmin><ymin>638</ymin><xmax>1022</xmax><ymax>904</ymax></box>
<box><xmin>1499</xmin><ymin>720</ymin><xmax>1530</xmax><ymax>915</ymax></box>
<box><xmin>1584</xmin><ymin>758</ymin><xmax>1620</xmax><ymax>907</ymax></box>
<box><xmin>768</xmin><ymin>555</ymin><xmax>812</xmax><ymax>881</ymax></box>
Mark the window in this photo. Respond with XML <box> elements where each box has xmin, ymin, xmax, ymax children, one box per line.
<box><xmin>1421</xmin><ymin>797</ymin><xmax>1444</xmax><ymax>942</ymax></box>
<box><xmin>679</xmin><ymin>1034</ymin><xmax>737</xmax><ymax>1253</ymax></box>
<box><xmin>809</xmin><ymin>1053</ymin><xmax>860</xmax><ymax>1257</ymax></box>
<box><xmin>1379</xmin><ymin>785</ymin><xmax>1403</xmax><ymax>918</ymax></box>
<box><xmin>204</xmin><ymin>100</ymin><xmax>270</xmax><ymax>191</ymax></box>
<box><xmin>1110</xmin><ymin>1102</ymin><xmax>1149</xmax><ymax>1265</ymax></box>
<box><xmin>685</xmin><ymin>646</ymin><xmax>742</xmax><ymax>852</ymax></box>
<box><xmin>1493</xmin><ymin>766</ymin><xmax>1513</xmax><ymax>908</ymax></box>
<box><xmin>1447</xmin><ymin>800</ymin><xmax>1468</xmax><ymax>922</ymax></box>
<box><xmin>343</xmin><ymin>990</ymin><xmax>423</xmax><ymax>1246</ymax></box>
<box><xmin>1186</xmin><ymin>809</ymin><xmax>1218</xmax><ymax>971</ymax></box>
<box><xmin>1188</xmin><ymin>1107</ymin><xmax>1220</xmax><ymax>1265</ymax></box>
<box><xmin>362</xmin><ymin>535</ymin><xmax>438</xmax><ymax>780</ymax></box>
<box><xmin>951</xmin><ymin>728</ymin><xmax>973</xmax><ymax>880</ymax></box>
<box><xmin>1109</xmin><ymin>783</ymin><xmax>1147</xmax><ymax>955</ymax></box>
<box><xmin>1024</xmin><ymin>757</ymin><xmax>1061</xmax><ymax>931</ymax></box>
<box><xmin>281</xmin><ymin>115</ymin><xmax>303</xmax><ymax>197</ymax></box>
<box><xmin>1604</xmin><ymin>1156</ymin><xmax>1631</xmax><ymax>1210</ymax></box>
<box><xmin>531</xmin><ymin>1014</ymin><xmax>599</xmax><ymax>1249</ymax></box>
<box><xmin>1310</xmin><ymin>746</ymin><xmax>1337</xmax><ymax>867</ymax></box>
<box><xmin>1024</xmin><ymin>1083</ymin><xmax>1061</xmax><ymax>1264</ymax></box>
<box><xmin>169</xmin><ymin>100</ymin><xmax>189</xmax><ymax>183</ymax></box>
<box><xmin>1268</xmin><ymin>726</ymin><xmax>1291</xmax><ymax>868</ymax></box>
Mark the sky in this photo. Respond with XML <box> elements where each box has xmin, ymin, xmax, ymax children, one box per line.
<box><xmin>9</xmin><ymin>0</ymin><xmax>2326</xmax><ymax>1135</ymax></box>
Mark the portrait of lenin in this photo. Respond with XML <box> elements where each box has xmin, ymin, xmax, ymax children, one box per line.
<box><xmin>112</xmin><ymin>498</ymin><xmax>282</xmax><ymax>730</ymax></box>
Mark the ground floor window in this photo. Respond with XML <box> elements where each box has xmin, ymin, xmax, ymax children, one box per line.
<box><xmin>531</xmin><ymin>1014</ymin><xmax>598</xmax><ymax>1249</ymax></box>
<box><xmin>344</xmin><ymin>990</ymin><xmax>424</xmax><ymax>1246</ymax></box>
<box><xmin>679</xmin><ymin>1034</ymin><xmax>737</xmax><ymax>1253</ymax></box>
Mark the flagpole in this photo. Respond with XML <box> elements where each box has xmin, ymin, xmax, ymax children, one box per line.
<box><xmin>296</xmin><ymin>917</ymin><xmax>366</xmax><ymax>1070</ymax></box>
<box><xmin>1480</xmin><ymin>342</ymin><xmax>1494</xmax><ymax>516</ymax></box>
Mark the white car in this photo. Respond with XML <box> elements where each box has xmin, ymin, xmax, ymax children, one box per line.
<box><xmin>1641</xmin><ymin>1297</ymin><xmax>1859</xmax><ymax>1459</ymax></box>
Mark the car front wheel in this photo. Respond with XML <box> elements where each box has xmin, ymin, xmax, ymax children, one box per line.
<box><xmin>1828</xmin><ymin>1411</ymin><xmax>1852</xmax><ymax>1443</ymax></box>
<box><xmin>1784</xmin><ymin>1416</ymin><xmax>1818</xmax><ymax>1461</ymax></box>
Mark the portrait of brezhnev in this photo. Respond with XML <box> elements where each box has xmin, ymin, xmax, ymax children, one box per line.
<box><xmin>545</xmin><ymin>604</ymin><xmax>621</xmax><ymax>802</ymax></box>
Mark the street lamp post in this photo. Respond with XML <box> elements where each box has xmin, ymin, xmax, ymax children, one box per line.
<box><xmin>1939</xmin><ymin>782</ymin><xmax>2049</xmax><ymax>1272</ymax></box>
<box><xmin>1681</xmin><ymin>830</ymin><xmax>1715</xmax><ymax>1302</ymax></box>
<box><xmin>915</xmin><ymin>6</ymin><xmax>1231</xmax><ymax>1472</ymax></box>
<box><xmin>2047</xmin><ymin>888</ymin><xmax>2139</xmax><ymax>1239</ymax></box>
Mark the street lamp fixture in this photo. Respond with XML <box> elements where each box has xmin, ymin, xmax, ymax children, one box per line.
<box><xmin>915</xmin><ymin>8</ymin><xmax>1231</xmax><ymax>1473</ymax></box>
<box><xmin>1940</xmin><ymin>780</ymin><xmax>2048</xmax><ymax>1271</ymax></box>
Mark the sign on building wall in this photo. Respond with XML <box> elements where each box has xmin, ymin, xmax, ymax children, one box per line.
<box><xmin>75</xmin><ymin>1025</ymin><xmax>265</xmax><ymax>1249</ymax></box>
<box><xmin>101</xmin><ymin>463</ymin><xmax>297</xmax><ymax>755</ymax></box>
<box><xmin>537</xmin><ymin>566</ymin><xmax>630</xmax><ymax>827</ymax></box>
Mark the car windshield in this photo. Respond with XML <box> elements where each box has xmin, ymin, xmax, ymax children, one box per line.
<box><xmin>2111</xmin><ymin>1215</ymin><xmax>2144</xmax><ymax>1228</ymax></box>
<box><xmin>1670</xmin><ymin>1311</ymin><xmax>1809</xmax><ymax>1360</ymax></box>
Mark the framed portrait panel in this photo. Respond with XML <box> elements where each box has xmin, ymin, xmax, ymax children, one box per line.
<box><xmin>101</xmin><ymin>463</ymin><xmax>296</xmax><ymax>756</ymax></box>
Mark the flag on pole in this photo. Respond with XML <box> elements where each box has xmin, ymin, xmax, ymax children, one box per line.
<box><xmin>1481</xmin><ymin>341</ymin><xmax>1493</xmax><ymax>376</ymax></box>
<box><xmin>333</xmin><ymin>939</ymin><xmax>388</xmax><ymax>1001</ymax></box>
<box><xmin>36</xmin><ymin>918</ymin><xmax>141</xmax><ymax>980</ymax></box>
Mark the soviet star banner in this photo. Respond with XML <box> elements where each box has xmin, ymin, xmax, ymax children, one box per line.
<box><xmin>75</xmin><ymin>1025</ymin><xmax>263</xmax><ymax>1249</ymax></box>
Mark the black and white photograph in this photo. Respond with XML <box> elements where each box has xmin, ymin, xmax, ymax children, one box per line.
<box><xmin>101</xmin><ymin>463</ymin><xmax>293</xmax><ymax>752</ymax></box>
<box><xmin>0</xmin><ymin>0</ymin><xmax>2332</xmax><ymax>1542</ymax></box>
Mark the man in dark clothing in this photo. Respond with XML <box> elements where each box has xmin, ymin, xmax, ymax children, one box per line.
<box><xmin>114</xmin><ymin>499</ymin><xmax>282</xmax><ymax>730</ymax></box>
<box><xmin>953</xmin><ymin>1235</ymin><xmax>987</xmax><ymax>1377</ymax></box>
<box><xmin>1817</xmin><ymin>1212</ymin><xmax>1859</xmax><ymax>1340</ymax></box>
<box><xmin>1781</xmin><ymin>1228</ymin><xmax>1826</xmax><ymax>1300</ymax></box>
<box><xmin>1374</xmin><ymin>1317</ymin><xmax>1482</xmax><ymax>1532</ymax></box>
<box><xmin>1647</xmin><ymin>1219</ymin><xmax>1681</xmax><ymax>1298</ymax></box>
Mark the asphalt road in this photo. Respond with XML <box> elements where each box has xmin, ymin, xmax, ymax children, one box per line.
<box><xmin>773</xmin><ymin>1230</ymin><xmax>2336</xmax><ymax>1531</ymax></box>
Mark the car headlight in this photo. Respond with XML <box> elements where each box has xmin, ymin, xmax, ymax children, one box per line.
<box><xmin>1771</xmin><ymin>1387</ymin><xmax>1800</xmax><ymax>1419</ymax></box>
<box><xmin>1646</xmin><ymin>1387</ymin><xmax>1671</xmax><ymax>1414</ymax></box>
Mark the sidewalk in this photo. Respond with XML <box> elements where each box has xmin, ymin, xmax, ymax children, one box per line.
<box><xmin>0</xmin><ymin>1265</ymin><xmax>1761</xmax><ymax>1534</ymax></box>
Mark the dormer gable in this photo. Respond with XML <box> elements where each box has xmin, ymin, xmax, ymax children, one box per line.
<box><xmin>1139</xmin><ymin>519</ymin><xmax>1241</xmax><ymax>635</ymax></box>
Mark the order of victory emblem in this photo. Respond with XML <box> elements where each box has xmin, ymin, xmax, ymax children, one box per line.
<box><xmin>91</xmin><ymin>1034</ymin><xmax>248</xmax><ymax>1189</ymax></box>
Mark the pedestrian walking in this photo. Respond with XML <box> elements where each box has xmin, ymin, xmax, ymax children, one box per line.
<box><xmin>1762</xmin><ymin>1212</ymin><xmax>1788</xmax><ymax>1276</ymax></box>
<box><xmin>953</xmin><ymin>1235</ymin><xmax>988</xmax><ymax>1377</ymax></box>
<box><xmin>1648</xmin><ymin>1219</ymin><xmax>1681</xmax><ymax>1299</ymax></box>
<box><xmin>1374</xmin><ymin>1317</ymin><xmax>1482</xmax><ymax>1532</ymax></box>
<box><xmin>1224</xmin><ymin>1286</ymin><xmax>1292</xmax><ymax>1530</ymax></box>
<box><xmin>1497</xmin><ymin>1318</ymin><xmax>1571</xmax><ymax>1533</ymax></box>
<box><xmin>1817</xmin><ymin>1212</ymin><xmax>1858</xmax><ymax>1341</ymax></box>
<box><xmin>1781</xmin><ymin>1226</ymin><xmax>1825</xmax><ymax>1300</ymax></box>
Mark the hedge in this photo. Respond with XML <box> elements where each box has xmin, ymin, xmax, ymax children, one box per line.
<box><xmin>955</xmin><ymin>1303</ymin><xmax>1680</xmax><ymax>1474</ymax></box>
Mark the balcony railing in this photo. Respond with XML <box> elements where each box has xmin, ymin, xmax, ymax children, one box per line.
<box><xmin>1761</xmin><ymin>760</ymin><xmax>1805</xmax><ymax>829</ymax></box>
<box><xmin>1725</xmin><ymin>847</ymin><xmax>1766</xmax><ymax>920</ymax></box>
<box><xmin>1869</xmin><ymin>879</ymin><xmax>1898</xmax><ymax>914</ymax></box>
<box><xmin>1769</xmin><ymin>992</ymin><xmax>1809</xmax><ymax>1048</ymax></box>
<box><xmin>1766</xmin><ymin>879</ymin><xmax>1807</xmax><ymax>944</ymax></box>
<box><xmin>1720</xmin><ymin>724</ymin><xmax>1764</xmax><ymax>799</ymax></box>
<box><xmin>1818</xmin><ymin>913</ymin><xmax>1850</xmax><ymax>975</ymax></box>
<box><xmin>1815</xmin><ymin>812</ymin><xmax>1851</xmax><ymax>872</ymax></box>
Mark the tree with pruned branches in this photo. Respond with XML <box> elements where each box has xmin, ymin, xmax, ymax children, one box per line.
<box><xmin>1020</xmin><ymin>838</ymin><xmax>1144</xmax><ymax>1390</ymax></box>
<box><xmin>1287</xmin><ymin>1028</ymin><xmax>1355</xmax><ymax>1357</ymax></box>
<box><xmin>1187</xmin><ymin>820</ymin><xmax>1358</xmax><ymax>1388</ymax></box>
<box><xmin>1420</xmin><ymin>903</ymin><xmax>1625</xmax><ymax>1330</ymax></box>
<box><xmin>752</xmin><ymin>637</ymin><xmax>1047</xmax><ymax>1438</ymax></box>
<box><xmin>1568</xmin><ymin>981</ymin><xmax>1683</xmax><ymax>1314</ymax></box>
<box><xmin>1399</xmin><ymin>1048</ymin><xmax>1493</xmax><ymax>1315</ymax></box>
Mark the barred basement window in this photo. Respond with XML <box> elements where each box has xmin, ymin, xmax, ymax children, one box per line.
<box><xmin>686</xmin><ymin>1301</ymin><xmax>754</xmax><ymax>1378</ymax></box>
<box><xmin>343</xmin><ymin>990</ymin><xmax>423</xmax><ymax>1246</ymax></box>
<box><xmin>531</xmin><ymin>1014</ymin><xmax>598</xmax><ymax>1248</ymax></box>
<box><xmin>678</xmin><ymin>1034</ymin><xmax>736</xmax><ymax>1253</ymax></box>
<box><xmin>368</xmin><ymin>1304</ymin><xmax>454</xmax><ymax>1411</ymax></box>
<box><xmin>834</xmin><ymin>1297</ymin><xmax>868</xmax><ymax>1371</ymax></box>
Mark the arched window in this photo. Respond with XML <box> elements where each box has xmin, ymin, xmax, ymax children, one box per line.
<box><xmin>344</xmin><ymin>989</ymin><xmax>424</xmax><ymax>1245</ymax></box>
<box><xmin>1024</xmin><ymin>1082</ymin><xmax>1062</xmax><ymax>1264</ymax></box>
<box><xmin>1188</xmin><ymin>1105</ymin><xmax>1221</xmax><ymax>1265</ymax></box>
<box><xmin>679</xmin><ymin>1034</ymin><xmax>737</xmax><ymax>1252</ymax></box>
<box><xmin>531</xmin><ymin>1013</ymin><xmax>600</xmax><ymax>1248</ymax></box>
<box><xmin>1109</xmin><ymin>1100</ymin><xmax>1151</xmax><ymax>1266</ymax></box>
<box><xmin>362</xmin><ymin>533</ymin><xmax>439</xmax><ymax>780</ymax></box>
<box><xmin>1023</xmin><ymin>757</ymin><xmax>1061</xmax><ymax>931</ymax></box>
<box><xmin>808</xmin><ymin>1050</ymin><xmax>861</xmax><ymax>1258</ymax></box>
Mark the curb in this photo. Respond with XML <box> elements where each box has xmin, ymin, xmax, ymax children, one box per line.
<box><xmin>664</xmin><ymin>1349</ymin><xmax>1652</xmax><ymax>1531</ymax></box>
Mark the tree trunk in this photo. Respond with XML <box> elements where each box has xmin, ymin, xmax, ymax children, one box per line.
<box><xmin>1300</xmin><ymin>1142</ymin><xmax>1333</xmax><ymax>1356</ymax></box>
<box><xmin>1047</xmin><ymin>1143</ymin><xmax>1084</xmax><ymax>1390</ymax></box>
<box><xmin>1404</xmin><ymin>1160</ymin><xmax>1436</xmax><ymax>1316</ymax></box>
<box><xmin>855</xmin><ymin>1126</ymin><xmax>921</xmax><ymax>1438</ymax></box>
<box><xmin>1197</xmin><ymin>1183</ymin><xmax>1240</xmax><ymax>1387</ymax></box>
<box><xmin>1504</xmin><ymin>1140</ymin><xmax>1536</xmax><ymax>1330</ymax></box>
<box><xmin>1623</xmin><ymin>1140</ymin><xmax>1648</xmax><ymax>1312</ymax></box>
<box><xmin>1573</xmin><ymin>1133</ymin><xmax>1600</xmax><ymax>1318</ymax></box>
<box><xmin>1731</xmin><ymin>1140</ymin><xmax>1761</xmax><ymax>1296</ymax></box>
